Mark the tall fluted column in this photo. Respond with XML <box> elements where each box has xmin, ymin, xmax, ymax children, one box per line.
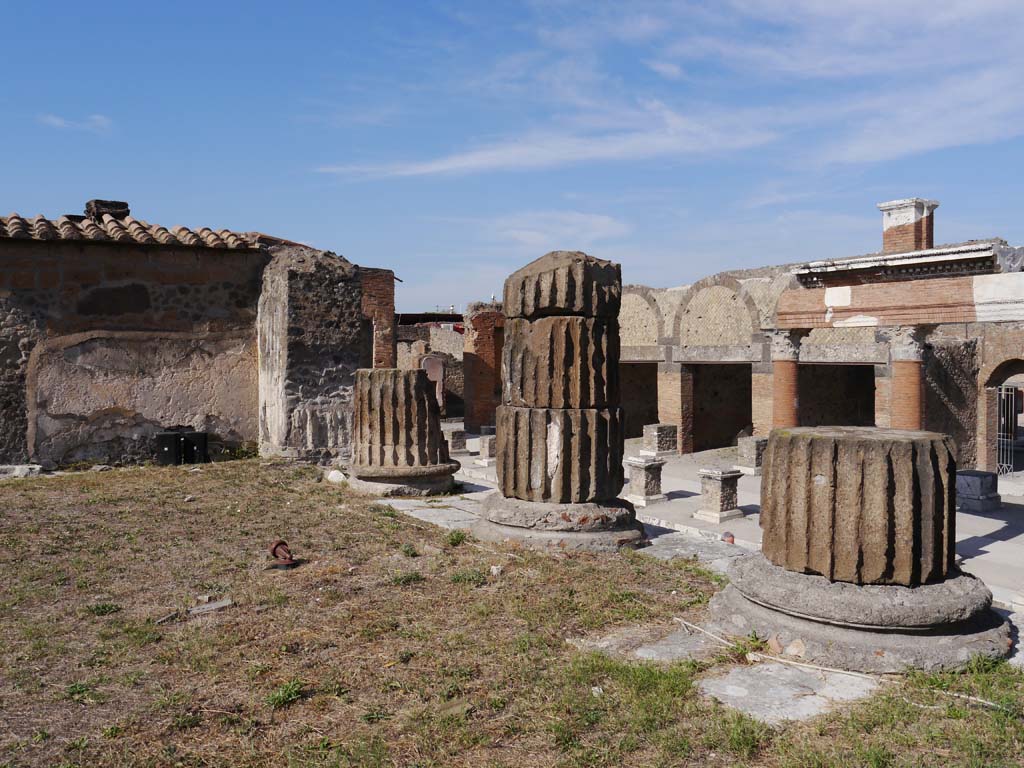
<box><xmin>474</xmin><ymin>251</ymin><xmax>644</xmax><ymax>551</ymax></box>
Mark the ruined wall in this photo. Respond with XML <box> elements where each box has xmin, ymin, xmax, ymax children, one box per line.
<box><xmin>29</xmin><ymin>333</ymin><xmax>255</xmax><ymax>465</ymax></box>
<box><xmin>924</xmin><ymin>331</ymin><xmax>978</xmax><ymax>467</ymax></box>
<box><xmin>463</xmin><ymin>302</ymin><xmax>504</xmax><ymax>432</ymax></box>
<box><xmin>620</xmin><ymin>290</ymin><xmax>660</xmax><ymax>346</ymax></box>
<box><xmin>797</xmin><ymin>364</ymin><xmax>875</xmax><ymax>427</ymax></box>
<box><xmin>258</xmin><ymin>246</ymin><xmax>375</xmax><ymax>463</ymax></box>
<box><xmin>0</xmin><ymin>239</ymin><xmax>268</xmax><ymax>465</ymax></box>
<box><xmin>678</xmin><ymin>285</ymin><xmax>753</xmax><ymax>346</ymax></box>
<box><xmin>619</xmin><ymin>362</ymin><xmax>659</xmax><ymax>438</ymax></box>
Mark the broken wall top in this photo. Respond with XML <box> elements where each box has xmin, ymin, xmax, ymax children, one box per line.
<box><xmin>503</xmin><ymin>250</ymin><xmax>621</xmax><ymax>319</ymax></box>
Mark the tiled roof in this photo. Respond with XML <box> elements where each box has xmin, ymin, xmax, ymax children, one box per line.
<box><xmin>0</xmin><ymin>212</ymin><xmax>260</xmax><ymax>250</ymax></box>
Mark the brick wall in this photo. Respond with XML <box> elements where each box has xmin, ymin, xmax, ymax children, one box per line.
<box><xmin>883</xmin><ymin>213</ymin><xmax>934</xmax><ymax>254</ymax></box>
<box><xmin>359</xmin><ymin>268</ymin><xmax>396</xmax><ymax>368</ymax></box>
<box><xmin>751</xmin><ymin>369</ymin><xmax>773</xmax><ymax>436</ymax></box>
<box><xmin>463</xmin><ymin>302</ymin><xmax>504</xmax><ymax>432</ymax></box>
<box><xmin>874</xmin><ymin>370</ymin><xmax>892</xmax><ymax>428</ymax></box>
<box><xmin>657</xmin><ymin>362</ymin><xmax>694</xmax><ymax>453</ymax></box>
<box><xmin>620</xmin><ymin>362</ymin><xmax>659</xmax><ymax>437</ymax></box>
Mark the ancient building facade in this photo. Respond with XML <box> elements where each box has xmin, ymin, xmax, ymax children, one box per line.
<box><xmin>619</xmin><ymin>198</ymin><xmax>1024</xmax><ymax>472</ymax></box>
<box><xmin>0</xmin><ymin>200</ymin><xmax>395</xmax><ymax>467</ymax></box>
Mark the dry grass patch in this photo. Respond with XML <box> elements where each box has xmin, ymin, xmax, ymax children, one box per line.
<box><xmin>0</xmin><ymin>459</ymin><xmax>1021</xmax><ymax>768</ymax></box>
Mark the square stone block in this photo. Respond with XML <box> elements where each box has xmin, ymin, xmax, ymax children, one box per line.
<box><xmin>693</xmin><ymin>467</ymin><xmax>743</xmax><ymax>523</ymax></box>
<box><xmin>735</xmin><ymin>436</ymin><xmax>767</xmax><ymax>475</ymax></box>
<box><xmin>625</xmin><ymin>455</ymin><xmax>666</xmax><ymax>507</ymax></box>
<box><xmin>476</xmin><ymin>434</ymin><xmax>497</xmax><ymax>466</ymax></box>
<box><xmin>640</xmin><ymin>423</ymin><xmax>678</xmax><ymax>459</ymax></box>
<box><xmin>446</xmin><ymin>430</ymin><xmax>469</xmax><ymax>455</ymax></box>
<box><xmin>957</xmin><ymin>470</ymin><xmax>1001</xmax><ymax>513</ymax></box>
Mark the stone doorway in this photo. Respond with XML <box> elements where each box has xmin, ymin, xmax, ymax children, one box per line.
<box><xmin>693</xmin><ymin>364</ymin><xmax>752</xmax><ymax>451</ymax></box>
<box><xmin>620</xmin><ymin>362</ymin><xmax>659</xmax><ymax>438</ymax></box>
<box><xmin>797</xmin><ymin>364</ymin><xmax>875</xmax><ymax>427</ymax></box>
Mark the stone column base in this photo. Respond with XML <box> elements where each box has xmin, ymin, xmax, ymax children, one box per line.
<box><xmin>693</xmin><ymin>507</ymin><xmax>744</xmax><ymax>523</ymax></box>
<box><xmin>471</xmin><ymin>518</ymin><xmax>645</xmax><ymax>553</ymax></box>
<box><xmin>627</xmin><ymin>493</ymin><xmax>667</xmax><ymax>508</ymax></box>
<box><xmin>473</xmin><ymin>493</ymin><xmax>646</xmax><ymax>552</ymax></box>
<box><xmin>336</xmin><ymin>460</ymin><xmax>461</xmax><ymax>497</ymax></box>
<box><xmin>708</xmin><ymin>554</ymin><xmax>1011</xmax><ymax>673</ymax></box>
<box><xmin>958</xmin><ymin>494</ymin><xmax>1002</xmax><ymax>513</ymax></box>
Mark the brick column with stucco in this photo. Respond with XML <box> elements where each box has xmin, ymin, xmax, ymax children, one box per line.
<box><xmin>768</xmin><ymin>330</ymin><xmax>804</xmax><ymax>428</ymax></box>
<box><xmin>463</xmin><ymin>301</ymin><xmax>504</xmax><ymax>432</ymax></box>
<box><xmin>883</xmin><ymin>326</ymin><xmax>924</xmax><ymax>430</ymax></box>
<box><xmin>877</xmin><ymin>198</ymin><xmax>938</xmax><ymax>254</ymax></box>
<box><xmin>359</xmin><ymin>268</ymin><xmax>396</xmax><ymax>368</ymax></box>
<box><xmin>657</xmin><ymin>362</ymin><xmax>694</xmax><ymax>453</ymax></box>
<box><xmin>874</xmin><ymin>365</ymin><xmax>891</xmax><ymax>428</ymax></box>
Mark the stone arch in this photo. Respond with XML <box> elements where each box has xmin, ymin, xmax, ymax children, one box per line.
<box><xmin>670</xmin><ymin>274</ymin><xmax>759</xmax><ymax>346</ymax></box>
<box><xmin>978</xmin><ymin>356</ymin><xmax>1024</xmax><ymax>472</ymax></box>
<box><xmin>620</xmin><ymin>286</ymin><xmax>662</xmax><ymax>346</ymax></box>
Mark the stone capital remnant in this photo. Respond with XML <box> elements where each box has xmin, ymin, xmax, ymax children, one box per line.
<box><xmin>474</xmin><ymin>250</ymin><xmax>644</xmax><ymax>551</ymax></box>
<box><xmin>341</xmin><ymin>368</ymin><xmax>460</xmax><ymax>496</ymax></box>
<box><xmin>709</xmin><ymin>426</ymin><xmax>1010</xmax><ymax>672</ymax></box>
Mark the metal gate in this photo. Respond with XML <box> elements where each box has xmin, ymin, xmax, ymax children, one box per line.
<box><xmin>997</xmin><ymin>385</ymin><xmax>1017</xmax><ymax>475</ymax></box>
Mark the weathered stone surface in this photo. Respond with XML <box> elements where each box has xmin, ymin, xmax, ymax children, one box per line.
<box><xmin>709</xmin><ymin>584</ymin><xmax>1011</xmax><ymax>673</ymax></box>
<box><xmin>503</xmin><ymin>251</ymin><xmax>621</xmax><ymax>320</ymax></box>
<box><xmin>957</xmin><ymin>469</ymin><xmax>1001</xmax><ymax>512</ymax></box>
<box><xmin>625</xmin><ymin>456</ymin><xmax>666</xmax><ymax>507</ymax></box>
<box><xmin>641</xmin><ymin>423</ymin><xmax>677</xmax><ymax>457</ymax></box>
<box><xmin>761</xmin><ymin>427</ymin><xmax>956</xmax><ymax>586</ymax></box>
<box><xmin>495</xmin><ymin>405</ymin><xmax>624</xmax><ymax>503</ymax></box>
<box><xmin>503</xmin><ymin>317</ymin><xmax>619</xmax><ymax>409</ymax></box>
<box><xmin>350</xmin><ymin>369</ymin><xmax>458</xmax><ymax>479</ymax></box>
<box><xmin>694</xmin><ymin>468</ymin><xmax>743</xmax><ymax>523</ymax></box>
<box><xmin>483</xmin><ymin>493</ymin><xmax>635</xmax><ymax>532</ymax></box>
<box><xmin>728</xmin><ymin>554</ymin><xmax>994</xmax><ymax>629</ymax></box>
<box><xmin>737</xmin><ymin>435</ymin><xmax>767</xmax><ymax>468</ymax></box>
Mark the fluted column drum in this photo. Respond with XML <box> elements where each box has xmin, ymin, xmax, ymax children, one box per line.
<box><xmin>477</xmin><ymin>250</ymin><xmax>643</xmax><ymax>551</ymax></box>
<box><xmin>760</xmin><ymin>426</ymin><xmax>956</xmax><ymax>586</ymax></box>
<box><xmin>350</xmin><ymin>369</ymin><xmax>458</xmax><ymax>480</ymax></box>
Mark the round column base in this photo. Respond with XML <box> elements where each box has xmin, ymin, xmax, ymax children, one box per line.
<box><xmin>708</xmin><ymin>562</ymin><xmax>1012</xmax><ymax>672</ymax></box>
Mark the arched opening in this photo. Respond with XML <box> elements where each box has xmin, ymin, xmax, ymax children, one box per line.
<box><xmin>983</xmin><ymin>359</ymin><xmax>1024</xmax><ymax>474</ymax></box>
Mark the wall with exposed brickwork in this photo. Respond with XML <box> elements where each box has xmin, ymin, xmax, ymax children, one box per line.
<box><xmin>463</xmin><ymin>302</ymin><xmax>504</xmax><ymax>432</ymax></box>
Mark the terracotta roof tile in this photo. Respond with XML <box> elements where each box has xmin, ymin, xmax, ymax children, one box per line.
<box><xmin>0</xmin><ymin>210</ymin><xmax>261</xmax><ymax>250</ymax></box>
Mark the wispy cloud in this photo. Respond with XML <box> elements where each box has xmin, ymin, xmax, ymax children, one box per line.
<box><xmin>37</xmin><ymin>113</ymin><xmax>113</xmax><ymax>133</ymax></box>
<box><xmin>319</xmin><ymin>100</ymin><xmax>773</xmax><ymax>177</ymax></box>
<box><xmin>645</xmin><ymin>59</ymin><xmax>684</xmax><ymax>80</ymax></box>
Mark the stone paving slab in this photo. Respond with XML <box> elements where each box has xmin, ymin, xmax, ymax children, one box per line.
<box><xmin>568</xmin><ymin>623</ymin><xmax>721</xmax><ymax>663</ymax></box>
<box><xmin>641</xmin><ymin>529</ymin><xmax>751</xmax><ymax>574</ymax></box>
<box><xmin>698</xmin><ymin>662</ymin><xmax>880</xmax><ymax>725</ymax></box>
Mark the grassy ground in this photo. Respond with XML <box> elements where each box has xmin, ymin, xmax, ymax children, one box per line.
<box><xmin>0</xmin><ymin>460</ymin><xmax>1022</xmax><ymax>768</ymax></box>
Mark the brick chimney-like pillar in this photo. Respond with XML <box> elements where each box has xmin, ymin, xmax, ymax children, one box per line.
<box><xmin>877</xmin><ymin>198</ymin><xmax>938</xmax><ymax>254</ymax></box>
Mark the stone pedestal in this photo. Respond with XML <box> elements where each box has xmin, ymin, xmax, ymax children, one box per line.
<box><xmin>693</xmin><ymin>468</ymin><xmax>743</xmax><ymax>523</ymax></box>
<box><xmin>708</xmin><ymin>426</ymin><xmax>1011</xmax><ymax>672</ymax></box>
<box><xmin>472</xmin><ymin>251</ymin><xmax>644</xmax><ymax>551</ymax></box>
<box><xmin>733</xmin><ymin>435</ymin><xmax>767</xmax><ymax>476</ymax></box>
<box><xmin>344</xmin><ymin>369</ymin><xmax>459</xmax><ymax>496</ymax></box>
<box><xmin>640</xmin><ymin>423</ymin><xmax>678</xmax><ymax>459</ymax></box>
<box><xmin>475</xmin><ymin>434</ymin><xmax>497</xmax><ymax>466</ymax></box>
<box><xmin>446</xmin><ymin>429</ymin><xmax>469</xmax><ymax>456</ymax></box>
<box><xmin>957</xmin><ymin>470</ymin><xmax>1001</xmax><ymax>513</ymax></box>
<box><xmin>625</xmin><ymin>456</ymin><xmax>666</xmax><ymax>507</ymax></box>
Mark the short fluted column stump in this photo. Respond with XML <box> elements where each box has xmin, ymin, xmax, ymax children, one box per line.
<box><xmin>343</xmin><ymin>369</ymin><xmax>460</xmax><ymax>496</ymax></box>
<box><xmin>708</xmin><ymin>426</ymin><xmax>1011</xmax><ymax>672</ymax></box>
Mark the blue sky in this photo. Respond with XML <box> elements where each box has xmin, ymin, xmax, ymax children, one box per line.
<box><xmin>3</xmin><ymin>1</ymin><xmax>1024</xmax><ymax>311</ymax></box>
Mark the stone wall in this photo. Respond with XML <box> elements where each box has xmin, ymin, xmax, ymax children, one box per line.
<box><xmin>258</xmin><ymin>246</ymin><xmax>375</xmax><ymax>463</ymax></box>
<box><xmin>463</xmin><ymin>302</ymin><xmax>504</xmax><ymax>432</ymax></box>
<box><xmin>0</xmin><ymin>239</ymin><xmax>268</xmax><ymax>465</ymax></box>
<box><xmin>797</xmin><ymin>364</ymin><xmax>875</xmax><ymax>427</ymax></box>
